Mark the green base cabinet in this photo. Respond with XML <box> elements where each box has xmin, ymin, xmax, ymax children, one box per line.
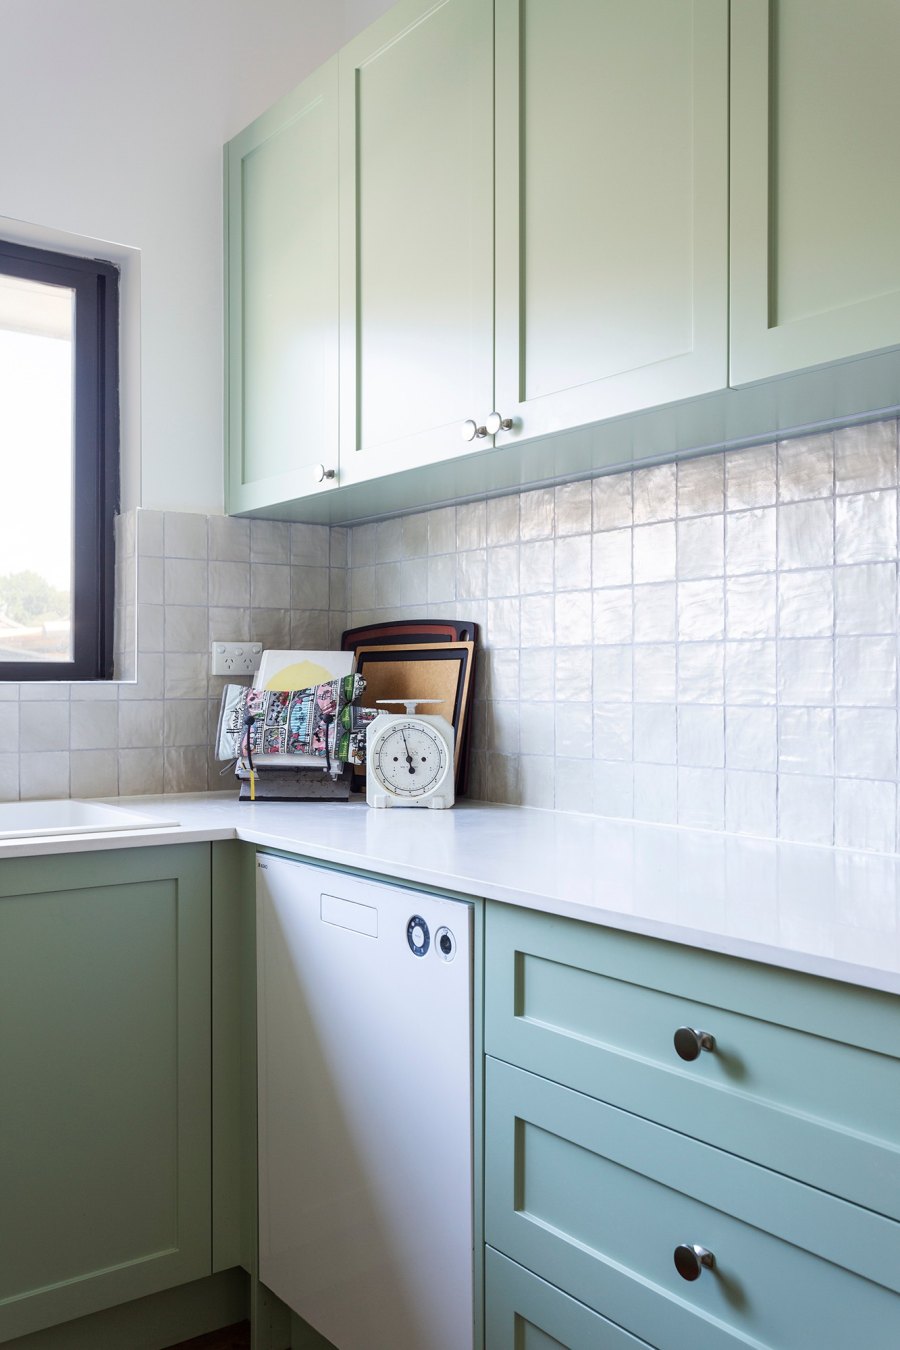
<box><xmin>485</xmin><ymin>1056</ymin><xmax>900</xmax><ymax>1350</ymax></box>
<box><xmin>485</xmin><ymin>901</ymin><xmax>900</xmax><ymax>1220</ymax></box>
<box><xmin>0</xmin><ymin>1272</ymin><xmax>248</xmax><ymax>1350</ymax></box>
<box><xmin>486</xmin><ymin>1247</ymin><xmax>656</xmax><ymax>1349</ymax></box>
<box><xmin>484</xmin><ymin>902</ymin><xmax>900</xmax><ymax>1349</ymax></box>
<box><xmin>0</xmin><ymin>845</ymin><xmax>212</xmax><ymax>1345</ymax></box>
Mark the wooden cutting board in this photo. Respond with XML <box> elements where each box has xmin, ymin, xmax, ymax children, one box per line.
<box><xmin>342</xmin><ymin>620</ymin><xmax>479</xmax><ymax>794</ymax></box>
<box><xmin>351</xmin><ymin>640</ymin><xmax>476</xmax><ymax>793</ymax></box>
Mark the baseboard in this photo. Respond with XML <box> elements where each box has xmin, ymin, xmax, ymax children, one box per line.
<box><xmin>0</xmin><ymin>1269</ymin><xmax>248</xmax><ymax>1350</ymax></box>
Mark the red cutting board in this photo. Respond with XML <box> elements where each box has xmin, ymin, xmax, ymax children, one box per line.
<box><xmin>341</xmin><ymin>619</ymin><xmax>479</xmax><ymax>649</ymax></box>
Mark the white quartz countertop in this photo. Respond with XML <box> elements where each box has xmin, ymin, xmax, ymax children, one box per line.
<box><xmin>2</xmin><ymin>792</ymin><xmax>899</xmax><ymax>995</ymax></box>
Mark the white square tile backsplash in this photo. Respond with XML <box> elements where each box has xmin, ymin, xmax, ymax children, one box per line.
<box><xmin>5</xmin><ymin>416</ymin><xmax>899</xmax><ymax>853</ymax></box>
<box><xmin>725</xmin><ymin>507</ymin><xmax>776</xmax><ymax>575</ymax></box>
<box><xmin>634</xmin><ymin>521</ymin><xmax>676</xmax><ymax>583</ymax></box>
<box><xmin>0</xmin><ymin>508</ymin><xmax>342</xmax><ymax>802</ymax></box>
<box><xmin>678</xmin><ymin>705</ymin><xmax>725</xmax><ymax>769</ymax></box>
<box><xmin>345</xmin><ymin>418</ymin><xmax>900</xmax><ymax>853</ymax></box>
<box><xmin>634</xmin><ymin>582</ymin><xmax>675</xmax><ymax>642</ymax></box>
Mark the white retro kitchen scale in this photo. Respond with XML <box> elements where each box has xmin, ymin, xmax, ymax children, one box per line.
<box><xmin>366</xmin><ymin>698</ymin><xmax>455</xmax><ymax>809</ymax></box>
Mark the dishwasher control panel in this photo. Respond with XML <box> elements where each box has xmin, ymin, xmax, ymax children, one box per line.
<box><xmin>406</xmin><ymin>914</ymin><xmax>430</xmax><ymax>956</ymax></box>
<box><xmin>407</xmin><ymin>915</ymin><xmax>458</xmax><ymax>961</ymax></box>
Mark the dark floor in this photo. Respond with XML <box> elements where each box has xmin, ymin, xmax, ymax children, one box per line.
<box><xmin>164</xmin><ymin>1323</ymin><xmax>251</xmax><ymax>1350</ymax></box>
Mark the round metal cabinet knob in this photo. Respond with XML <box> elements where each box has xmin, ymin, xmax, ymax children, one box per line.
<box><xmin>674</xmin><ymin>1026</ymin><xmax>716</xmax><ymax>1061</ymax></box>
<box><xmin>462</xmin><ymin>419</ymin><xmax>489</xmax><ymax>442</ymax></box>
<box><xmin>485</xmin><ymin>411</ymin><xmax>514</xmax><ymax>435</ymax></box>
<box><xmin>674</xmin><ymin>1244</ymin><xmax>715</xmax><ymax>1282</ymax></box>
<box><xmin>315</xmin><ymin>464</ymin><xmax>337</xmax><ymax>482</ymax></box>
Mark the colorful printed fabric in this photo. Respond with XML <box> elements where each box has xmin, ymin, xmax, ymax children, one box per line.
<box><xmin>217</xmin><ymin>675</ymin><xmax>377</xmax><ymax>767</ymax></box>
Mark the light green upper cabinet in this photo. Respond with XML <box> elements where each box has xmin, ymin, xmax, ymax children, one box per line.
<box><xmin>224</xmin><ymin>0</ymin><xmax>900</xmax><ymax>523</ymax></box>
<box><xmin>492</xmin><ymin>0</ymin><xmax>729</xmax><ymax>444</ymax></box>
<box><xmin>730</xmin><ymin>0</ymin><xmax>900</xmax><ymax>385</ymax></box>
<box><xmin>337</xmin><ymin>0</ymin><xmax>495</xmax><ymax>486</ymax></box>
<box><xmin>225</xmin><ymin>59</ymin><xmax>340</xmax><ymax>513</ymax></box>
<box><xmin>0</xmin><ymin>846</ymin><xmax>211</xmax><ymax>1344</ymax></box>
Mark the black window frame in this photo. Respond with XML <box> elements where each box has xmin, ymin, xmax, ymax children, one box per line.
<box><xmin>0</xmin><ymin>238</ymin><xmax>119</xmax><ymax>681</ymax></box>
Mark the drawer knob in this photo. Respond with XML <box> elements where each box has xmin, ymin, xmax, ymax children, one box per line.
<box><xmin>486</xmin><ymin>411</ymin><xmax>514</xmax><ymax>435</ymax></box>
<box><xmin>674</xmin><ymin>1026</ymin><xmax>716</xmax><ymax>1061</ymax></box>
<box><xmin>674</xmin><ymin>1243</ymin><xmax>715</xmax><ymax>1282</ymax></box>
<box><xmin>315</xmin><ymin>464</ymin><xmax>337</xmax><ymax>482</ymax></box>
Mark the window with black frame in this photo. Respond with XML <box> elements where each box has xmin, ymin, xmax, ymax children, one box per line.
<box><xmin>0</xmin><ymin>239</ymin><xmax>118</xmax><ymax>680</ymax></box>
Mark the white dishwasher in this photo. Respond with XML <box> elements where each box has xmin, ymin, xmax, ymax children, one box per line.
<box><xmin>256</xmin><ymin>854</ymin><xmax>474</xmax><ymax>1350</ymax></box>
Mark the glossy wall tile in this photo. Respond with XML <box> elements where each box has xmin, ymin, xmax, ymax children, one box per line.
<box><xmin>6</xmin><ymin>418</ymin><xmax>898</xmax><ymax>852</ymax></box>
<box><xmin>0</xmin><ymin>509</ymin><xmax>345</xmax><ymax>801</ymax></box>
<box><xmin>345</xmin><ymin>419</ymin><xmax>900</xmax><ymax>853</ymax></box>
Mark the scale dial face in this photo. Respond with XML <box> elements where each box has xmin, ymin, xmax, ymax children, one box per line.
<box><xmin>372</xmin><ymin>719</ymin><xmax>449</xmax><ymax>799</ymax></box>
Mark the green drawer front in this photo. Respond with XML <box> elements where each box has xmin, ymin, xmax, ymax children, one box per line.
<box><xmin>485</xmin><ymin>1058</ymin><xmax>900</xmax><ymax>1350</ymax></box>
<box><xmin>486</xmin><ymin>1247</ymin><xmax>656</xmax><ymax>1350</ymax></box>
<box><xmin>485</xmin><ymin>903</ymin><xmax>900</xmax><ymax>1221</ymax></box>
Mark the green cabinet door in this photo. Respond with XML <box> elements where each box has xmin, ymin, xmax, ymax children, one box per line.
<box><xmin>730</xmin><ymin>0</ymin><xmax>900</xmax><ymax>384</ymax></box>
<box><xmin>0</xmin><ymin>845</ymin><xmax>212</xmax><ymax>1344</ymax></box>
<box><xmin>337</xmin><ymin>0</ymin><xmax>495</xmax><ymax>487</ymax></box>
<box><xmin>225</xmin><ymin>59</ymin><xmax>340</xmax><ymax>513</ymax></box>
<box><xmin>493</xmin><ymin>0</ymin><xmax>728</xmax><ymax>445</ymax></box>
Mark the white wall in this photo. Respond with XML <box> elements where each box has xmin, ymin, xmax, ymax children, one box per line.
<box><xmin>0</xmin><ymin>0</ymin><xmax>391</xmax><ymax>515</ymax></box>
<box><xmin>342</xmin><ymin>0</ymin><xmax>396</xmax><ymax>37</ymax></box>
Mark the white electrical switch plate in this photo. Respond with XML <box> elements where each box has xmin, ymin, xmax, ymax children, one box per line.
<box><xmin>211</xmin><ymin>641</ymin><xmax>263</xmax><ymax>677</ymax></box>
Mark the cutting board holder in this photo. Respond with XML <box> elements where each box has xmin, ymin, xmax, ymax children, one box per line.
<box><xmin>236</xmin><ymin>765</ymin><xmax>352</xmax><ymax>802</ymax></box>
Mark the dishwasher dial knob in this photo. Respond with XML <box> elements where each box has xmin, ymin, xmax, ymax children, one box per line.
<box><xmin>436</xmin><ymin>926</ymin><xmax>457</xmax><ymax>961</ymax></box>
<box><xmin>407</xmin><ymin>915</ymin><xmax>430</xmax><ymax>956</ymax></box>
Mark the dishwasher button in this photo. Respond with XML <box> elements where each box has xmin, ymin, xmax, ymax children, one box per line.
<box><xmin>407</xmin><ymin>916</ymin><xmax>430</xmax><ymax>956</ymax></box>
<box><xmin>436</xmin><ymin>927</ymin><xmax>456</xmax><ymax>961</ymax></box>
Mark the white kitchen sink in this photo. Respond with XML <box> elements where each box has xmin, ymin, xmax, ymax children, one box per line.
<box><xmin>0</xmin><ymin>799</ymin><xmax>177</xmax><ymax>840</ymax></box>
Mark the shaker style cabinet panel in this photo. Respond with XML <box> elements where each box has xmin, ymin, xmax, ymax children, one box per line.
<box><xmin>493</xmin><ymin>0</ymin><xmax>729</xmax><ymax>443</ymax></box>
<box><xmin>730</xmin><ymin>0</ymin><xmax>900</xmax><ymax>384</ymax></box>
<box><xmin>224</xmin><ymin>0</ymin><xmax>900</xmax><ymax>521</ymax></box>
<box><xmin>0</xmin><ymin>846</ymin><xmax>212</xmax><ymax>1344</ymax></box>
<box><xmin>484</xmin><ymin>903</ymin><xmax>900</xmax><ymax>1350</ymax></box>
<box><xmin>485</xmin><ymin>901</ymin><xmax>900</xmax><ymax>1222</ymax></box>
<box><xmin>224</xmin><ymin>0</ymin><xmax>729</xmax><ymax>514</ymax></box>
<box><xmin>225</xmin><ymin>59</ymin><xmax>340</xmax><ymax>513</ymax></box>
<box><xmin>337</xmin><ymin>0</ymin><xmax>495</xmax><ymax>485</ymax></box>
<box><xmin>485</xmin><ymin>1058</ymin><xmax>900</xmax><ymax>1350</ymax></box>
<box><xmin>485</xmin><ymin>1247</ymin><xmax>658</xmax><ymax>1350</ymax></box>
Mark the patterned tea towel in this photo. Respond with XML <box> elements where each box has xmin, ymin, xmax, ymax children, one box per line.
<box><xmin>217</xmin><ymin>674</ymin><xmax>378</xmax><ymax>770</ymax></box>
